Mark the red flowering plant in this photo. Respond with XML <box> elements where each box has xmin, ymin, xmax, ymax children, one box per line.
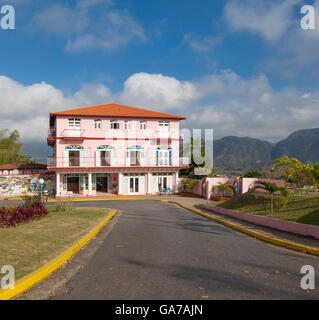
<box><xmin>0</xmin><ymin>201</ymin><xmax>48</xmax><ymax>228</ymax></box>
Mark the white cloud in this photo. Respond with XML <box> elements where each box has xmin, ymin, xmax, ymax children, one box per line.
<box><xmin>1</xmin><ymin>71</ymin><xmax>319</xmax><ymax>145</ymax></box>
<box><xmin>118</xmin><ymin>72</ymin><xmax>199</xmax><ymax>110</ymax></box>
<box><xmin>29</xmin><ymin>0</ymin><xmax>146</xmax><ymax>52</ymax></box>
<box><xmin>183</xmin><ymin>33</ymin><xmax>222</xmax><ymax>54</ymax></box>
<box><xmin>224</xmin><ymin>0</ymin><xmax>301</xmax><ymax>41</ymax></box>
<box><xmin>189</xmin><ymin>71</ymin><xmax>319</xmax><ymax>141</ymax></box>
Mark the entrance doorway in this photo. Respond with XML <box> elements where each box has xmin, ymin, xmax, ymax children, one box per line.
<box><xmin>96</xmin><ymin>176</ymin><xmax>108</xmax><ymax>193</ymax></box>
<box><xmin>129</xmin><ymin>176</ymin><xmax>140</xmax><ymax>193</ymax></box>
<box><xmin>158</xmin><ymin>176</ymin><xmax>168</xmax><ymax>191</ymax></box>
<box><xmin>67</xmin><ymin>176</ymin><xmax>80</xmax><ymax>194</ymax></box>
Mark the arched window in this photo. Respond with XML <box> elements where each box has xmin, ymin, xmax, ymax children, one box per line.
<box><xmin>64</xmin><ymin>145</ymin><xmax>84</xmax><ymax>167</ymax></box>
<box><xmin>96</xmin><ymin>145</ymin><xmax>114</xmax><ymax>167</ymax></box>
<box><xmin>156</xmin><ymin>146</ymin><xmax>172</xmax><ymax>166</ymax></box>
<box><xmin>126</xmin><ymin>146</ymin><xmax>145</xmax><ymax>167</ymax></box>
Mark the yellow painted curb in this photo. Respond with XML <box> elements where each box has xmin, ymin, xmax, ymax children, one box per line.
<box><xmin>167</xmin><ymin>200</ymin><xmax>319</xmax><ymax>257</ymax></box>
<box><xmin>0</xmin><ymin>208</ymin><xmax>117</xmax><ymax>300</ymax></box>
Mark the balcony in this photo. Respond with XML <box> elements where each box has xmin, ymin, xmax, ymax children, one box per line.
<box><xmin>48</xmin><ymin>127</ymin><xmax>56</xmax><ymax>138</ymax></box>
<box><xmin>62</xmin><ymin>128</ymin><xmax>86</xmax><ymax>138</ymax></box>
<box><xmin>47</xmin><ymin>156</ymin><xmax>190</xmax><ymax>169</ymax></box>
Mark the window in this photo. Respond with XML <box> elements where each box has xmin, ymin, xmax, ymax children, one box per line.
<box><xmin>110</xmin><ymin>120</ymin><xmax>120</xmax><ymax>129</ymax></box>
<box><xmin>124</xmin><ymin>120</ymin><xmax>132</xmax><ymax>130</ymax></box>
<box><xmin>68</xmin><ymin>118</ymin><xmax>81</xmax><ymax>128</ymax></box>
<box><xmin>94</xmin><ymin>119</ymin><xmax>102</xmax><ymax>129</ymax></box>
<box><xmin>156</xmin><ymin>147</ymin><xmax>172</xmax><ymax>166</ymax></box>
<box><xmin>159</xmin><ymin>121</ymin><xmax>170</xmax><ymax>130</ymax></box>
<box><xmin>140</xmin><ymin>121</ymin><xmax>147</xmax><ymax>130</ymax></box>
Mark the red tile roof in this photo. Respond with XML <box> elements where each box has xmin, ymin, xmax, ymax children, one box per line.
<box><xmin>50</xmin><ymin>103</ymin><xmax>186</xmax><ymax>120</ymax></box>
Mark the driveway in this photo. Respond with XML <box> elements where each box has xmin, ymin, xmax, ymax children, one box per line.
<box><xmin>48</xmin><ymin>200</ymin><xmax>319</xmax><ymax>300</ymax></box>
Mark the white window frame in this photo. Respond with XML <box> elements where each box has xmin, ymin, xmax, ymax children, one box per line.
<box><xmin>158</xmin><ymin>121</ymin><xmax>170</xmax><ymax>130</ymax></box>
<box><xmin>94</xmin><ymin>119</ymin><xmax>102</xmax><ymax>129</ymax></box>
<box><xmin>124</xmin><ymin>120</ymin><xmax>132</xmax><ymax>130</ymax></box>
<box><xmin>140</xmin><ymin>121</ymin><xmax>147</xmax><ymax>130</ymax></box>
<box><xmin>68</xmin><ymin>118</ymin><xmax>81</xmax><ymax>128</ymax></box>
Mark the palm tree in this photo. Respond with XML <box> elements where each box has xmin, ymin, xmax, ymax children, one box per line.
<box><xmin>250</xmin><ymin>181</ymin><xmax>285</xmax><ymax>215</ymax></box>
<box><xmin>212</xmin><ymin>182</ymin><xmax>234</xmax><ymax>201</ymax></box>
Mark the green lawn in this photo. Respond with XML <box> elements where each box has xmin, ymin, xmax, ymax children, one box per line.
<box><xmin>211</xmin><ymin>193</ymin><xmax>319</xmax><ymax>226</ymax></box>
<box><xmin>0</xmin><ymin>206</ymin><xmax>113</xmax><ymax>280</ymax></box>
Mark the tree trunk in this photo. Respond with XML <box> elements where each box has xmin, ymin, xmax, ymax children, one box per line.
<box><xmin>270</xmin><ymin>194</ymin><xmax>274</xmax><ymax>215</ymax></box>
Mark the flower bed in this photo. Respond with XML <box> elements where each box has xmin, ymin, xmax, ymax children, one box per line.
<box><xmin>0</xmin><ymin>201</ymin><xmax>48</xmax><ymax>227</ymax></box>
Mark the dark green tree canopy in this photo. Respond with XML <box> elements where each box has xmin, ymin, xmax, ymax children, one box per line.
<box><xmin>0</xmin><ymin>129</ymin><xmax>31</xmax><ymax>165</ymax></box>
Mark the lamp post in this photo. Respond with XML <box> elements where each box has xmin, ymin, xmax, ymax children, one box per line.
<box><xmin>39</xmin><ymin>178</ymin><xmax>45</xmax><ymax>202</ymax></box>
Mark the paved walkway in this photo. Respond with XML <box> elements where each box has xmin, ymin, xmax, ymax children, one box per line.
<box><xmin>47</xmin><ymin>200</ymin><xmax>319</xmax><ymax>300</ymax></box>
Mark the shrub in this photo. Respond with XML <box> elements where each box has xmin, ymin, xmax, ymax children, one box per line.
<box><xmin>0</xmin><ymin>201</ymin><xmax>48</xmax><ymax>228</ymax></box>
<box><xmin>23</xmin><ymin>195</ymin><xmax>41</xmax><ymax>207</ymax></box>
<box><xmin>55</xmin><ymin>200</ymin><xmax>73</xmax><ymax>213</ymax></box>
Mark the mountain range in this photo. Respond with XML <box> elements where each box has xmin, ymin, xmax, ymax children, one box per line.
<box><xmin>214</xmin><ymin>128</ymin><xmax>319</xmax><ymax>170</ymax></box>
<box><xmin>22</xmin><ymin>128</ymin><xmax>319</xmax><ymax>171</ymax></box>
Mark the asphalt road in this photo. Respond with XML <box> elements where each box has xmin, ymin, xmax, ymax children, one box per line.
<box><xmin>50</xmin><ymin>201</ymin><xmax>319</xmax><ymax>300</ymax></box>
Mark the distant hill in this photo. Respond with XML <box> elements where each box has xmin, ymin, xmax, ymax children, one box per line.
<box><xmin>21</xmin><ymin>128</ymin><xmax>319</xmax><ymax>170</ymax></box>
<box><xmin>271</xmin><ymin>128</ymin><xmax>319</xmax><ymax>163</ymax></box>
<box><xmin>214</xmin><ymin>128</ymin><xmax>319</xmax><ymax>170</ymax></box>
<box><xmin>214</xmin><ymin>136</ymin><xmax>273</xmax><ymax>170</ymax></box>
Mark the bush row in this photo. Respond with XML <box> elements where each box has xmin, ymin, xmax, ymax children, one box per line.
<box><xmin>0</xmin><ymin>201</ymin><xmax>48</xmax><ymax>228</ymax></box>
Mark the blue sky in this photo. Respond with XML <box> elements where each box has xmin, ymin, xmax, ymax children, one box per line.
<box><xmin>1</xmin><ymin>0</ymin><xmax>319</xmax><ymax>149</ymax></box>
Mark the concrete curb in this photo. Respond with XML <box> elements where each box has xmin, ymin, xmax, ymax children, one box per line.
<box><xmin>0</xmin><ymin>208</ymin><xmax>117</xmax><ymax>300</ymax></box>
<box><xmin>197</xmin><ymin>204</ymin><xmax>319</xmax><ymax>240</ymax></box>
<box><xmin>169</xmin><ymin>201</ymin><xmax>319</xmax><ymax>257</ymax></box>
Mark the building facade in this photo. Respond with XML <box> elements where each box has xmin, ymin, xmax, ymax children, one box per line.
<box><xmin>47</xmin><ymin>103</ymin><xmax>189</xmax><ymax>197</ymax></box>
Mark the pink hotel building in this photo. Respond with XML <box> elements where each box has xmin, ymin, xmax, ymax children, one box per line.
<box><xmin>47</xmin><ymin>103</ymin><xmax>189</xmax><ymax>197</ymax></box>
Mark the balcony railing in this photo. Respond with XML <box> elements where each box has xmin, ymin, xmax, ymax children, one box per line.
<box><xmin>63</xmin><ymin>128</ymin><xmax>86</xmax><ymax>138</ymax></box>
<box><xmin>48</xmin><ymin>127</ymin><xmax>56</xmax><ymax>138</ymax></box>
<box><xmin>47</xmin><ymin>156</ymin><xmax>190</xmax><ymax>168</ymax></box>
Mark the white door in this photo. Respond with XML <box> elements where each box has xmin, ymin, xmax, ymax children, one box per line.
<box><xmin>127</xmin><ymin>175</ymin><xmax>145</xmax><ymax>194</ymax></box>
<box><xmin>158</xmin><ymin>150</ymin><xmax>169</xmax><ymax>166</ymax></box>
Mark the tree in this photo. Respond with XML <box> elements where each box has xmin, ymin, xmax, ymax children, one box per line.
<box><xmin>0</xmin><ymin>129</ymin><xmax>31</xmax><ymax>165</ymax></box>
<box><xmin>180</xmin><ymin>137</ymin><xmax>214</xmax><ymax>179</ymax></box>
<box><xmin>181</xmin><ymin>179</ymin><xmax>198</xmax><ymax>191</ymax></box>
<box><xmin>272</xmin><ymin>155</ymin><xmax>314</xmax><ymax>186</ymax></box>
<box><xmin>212</xmin><ymin>182</ymin><xmax>234</xmax><ymax>201</ymax></box>
<box><xmin>243</xmin><ymin>167</ymin><xmax>264</xmax><ymax>178</ymax></box>
<box><xmin>250</xmin><ymin>181</ymin><xmax>285</xmax><ymax>215</ymax></box>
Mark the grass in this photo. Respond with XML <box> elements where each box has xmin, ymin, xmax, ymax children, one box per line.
<box><xmin>0</xmin><ymin>206</ymin><xmax>113</xmax><ymax>280</ymax></box>
<box><xmin>210</xmin><ymin>192</ymin><xmax>319</xmax><ymax>226</ymax></box>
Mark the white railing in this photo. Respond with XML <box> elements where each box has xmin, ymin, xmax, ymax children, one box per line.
<box><xmin>47</xmin><ymin>157</ymin><xmax>190</xmax><ymax>168</ymax></box>
<box><xmin>62</xmin><ymin>128</ymin><xmax>86</xmax><ymax>137</ymax></box>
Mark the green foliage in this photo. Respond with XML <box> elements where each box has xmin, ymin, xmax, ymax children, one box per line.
<box><xmin>243</xmin><ymin>167</ymin><xmax>264</xmax><ymax>178</ymax></box>
<box><xmin>180</xmin><ymin>137</ymin><xmax>214</xmax><ymax>178</ymax></box>
<box><xmin>279</xmin><ymin>188</ymin><xmax>295</xmax><ymax>209</ymax></box>
<box><xmin>181</xmin><ymin>179</ymin><xmax>198</xmax><ymax>191</ymax></box>
<box><xmin>272</xmin><ymin>155</ymin><xmax>319</xmax><ymax>187</ymax></box>
<box><xmin>217</xmin><ymin>192</ymin><xmax>319</xmax><ymax>226</ymax></box>
<box><xmin>23</xmin><ymin>195</ymin><xmax>41</xmax><ymax>207</ymax></box>
<box><xmin>212</xmin><ymin>182</ymin><xmax>234</xmax><ymax>201</ymax></box>
<box><xmin>0</xmin><ymin>129</ymin><xmax>31</xmax><ymax>165</ymax></box>
<box><xmin>250</xmin><ymin>181</ymin><xmax>286</xmax><ymax>215</ymax></box>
